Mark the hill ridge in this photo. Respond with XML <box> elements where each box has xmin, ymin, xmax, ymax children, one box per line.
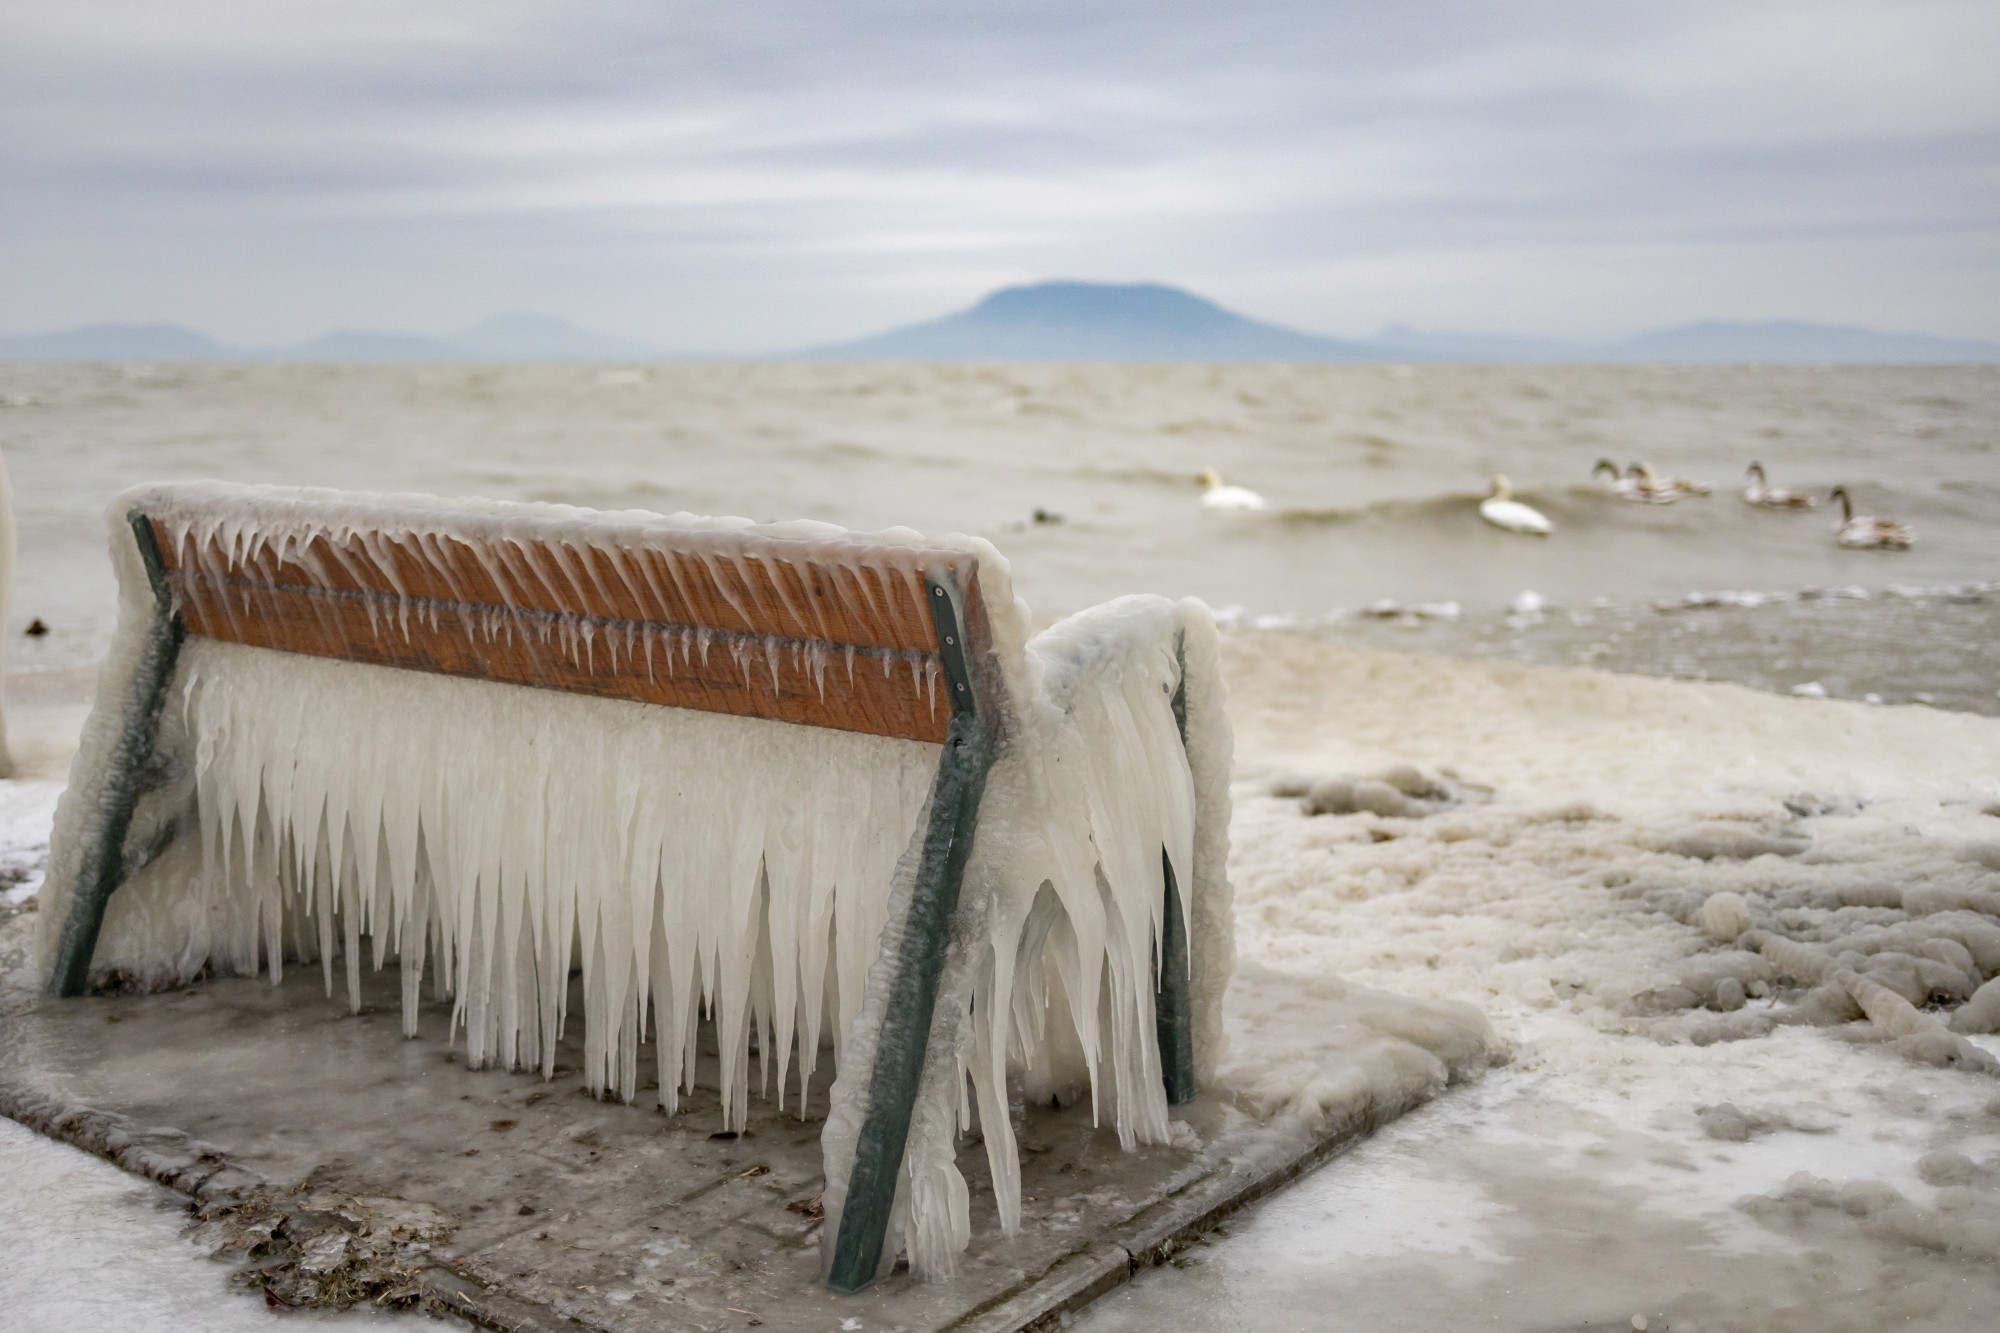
<box><xmin>3</xmin><ymin>290</ymin><xmax>1995</xmax><ymax>363</ymax></box>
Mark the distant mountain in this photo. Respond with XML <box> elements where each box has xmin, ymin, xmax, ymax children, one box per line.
<box><xmin>804</xmin><ymin>286</ymin><xmax>2000</xmax><ymax>362</ymax></box>
<box><xmin>0</xmin><ymin>313</ymin><xmax>658</xmax><ymax>361</ymax></box>
<box><xmin>0</xmin><ymin>322</ymin><xmax>231</xmax><ymax>360</ymax></box>
<box><xmin>1375</xmin><ymin>318</ymin><xmax>2000</xmax><ymax>364</ymax></box>
<box><xmin>449</xmin><ymin>312</ymin><xmax>657</xmax><ymax>360</ymax></box>
<box><xmin>796</xmin><ymin>281</ymin><xmax>1382</xmax><ymax>361</ymax></box>
<box><xmin>1610</xmin><ymin>320</ymin><xmax>2000</xmax><ymax>363</ymax></box>
<box><xmin>282</xmin><ymin>330</ymin><xmax>464</xmax><ymax>360</ymax></box>
<box><xmin>1369</xmin><ymin>323</ymin><xmax>1588</xmax><ymax>362</ymax></box>
<box><xmin>5</xmin><ymin>298</ymin><xmax>1995</xmax><ymax>364</ymax></box>
<box><xmin>277</xmin><ymin>313</ymin><xmax>658</xmax><ymax>361</ymax></box>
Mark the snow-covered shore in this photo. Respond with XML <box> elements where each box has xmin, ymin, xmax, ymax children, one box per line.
<box><xmin>1085</xmin><ymin>633</ymin><xmax>2000</xmax><ymax>1332</ymax></box>
<box><xmin>6</xmin><ymin>633</ymin><xmax>2000</xmax><ymax>1330</ymax></box>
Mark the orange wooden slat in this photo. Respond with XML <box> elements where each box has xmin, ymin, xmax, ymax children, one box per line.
<box><xmin>149</xmin><ymin>516</ymin><xmax>992</xmax><ymax>745</ymax></box>
<box><xmin>154</xmin><ymin>524</ymin><xmax>961</xmax><ymax>654</ymax></box>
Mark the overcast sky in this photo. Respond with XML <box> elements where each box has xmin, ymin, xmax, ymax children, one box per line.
<box><xmin>2</xmin><ymin>0</ymin><xmax>1995</xmax><ymax>350</ymax></box>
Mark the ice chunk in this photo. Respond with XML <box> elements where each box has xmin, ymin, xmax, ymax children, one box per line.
<box><xmin>1950</xmin><ymin>978</ymin><xmax>2000</xmax><ymax>1034</ymax></box>
<box><xmin>1661</xmin><ymin>826</ymin><xmax>1808</xmax><ymax>860</ymax></box>
<box><xmin>1697</xmin><ymin>891</ymin><xmax>1753</xmax><ymax>941</ymax></box>
<box><xmin>1917</xmin><ymin>1150</ymin><xmax>1977</xmax><ymax>1186</ymax></box>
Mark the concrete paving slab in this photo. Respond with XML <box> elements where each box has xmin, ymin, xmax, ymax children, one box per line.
<box><xmin>0</xmin><ymin>942</ymin><xmax>1437</xmax><ymax>1332</ymax></box>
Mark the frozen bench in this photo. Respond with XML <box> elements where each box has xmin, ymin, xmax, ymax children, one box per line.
<box><xmin>39</xmin><ymin>482</ymin><xmax>1232</xmax><ymax>1290</ymax></box>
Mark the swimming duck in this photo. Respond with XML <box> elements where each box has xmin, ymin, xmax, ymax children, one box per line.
<box><xmin>1592</xmin><ymin>459</ymin><xmax>1650</xmax><ymax>500</ymax></box>
<box><xmin>1629</xmin><ymin>462</ymin><xmax>1711</xmax><ymax>501</ymax></box>
<box><xmin>1829</xmin><ymin>487</ymin><xmax>1912</xmax><ymax>549</ymax></box>
<box><xmin>1743</xmin><ymin>462</ymin><xmax>1816</xmax><ymax>509</ymax></box>
<box><xmin>1480</xmin><ymin>475</ymin><xmax>1552</xmax><ymax>535</ymax></box>
<box><xmin>1197</xmin><ymin>469</ymin><xmax>1267</xmax><ymax>511</ymax></box>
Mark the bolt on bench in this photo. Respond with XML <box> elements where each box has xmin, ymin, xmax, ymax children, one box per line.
<box><xmin>38</xmin><ymin>482</ymin><xmax>1233</xmax><ymax>1290</ymax></box>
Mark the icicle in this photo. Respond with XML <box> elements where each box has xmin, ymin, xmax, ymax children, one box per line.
<box><xmin>151</xmin><ymin>638</ymin><xmax>940</xmax><ymax>1114</ymax></box>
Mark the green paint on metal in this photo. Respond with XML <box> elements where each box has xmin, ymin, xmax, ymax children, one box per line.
<box><xmin>925</xmin><ymin>577</ymin><xmax>977</xmax><ymax>716</ymax></box>
<box><xmin>48</xmin><ymin>512</ymin><xmax>184</xmax><ymax>997</ymax></box>
<box><xmin>827</xmin><ymin>573</ymin><xmax>992</xmax><ymax>1294</ymax></box>
<box><xmin>1156</xmin><ymin>848</ymin><xmax>1196</xmax><ymax>1105</ymax></box>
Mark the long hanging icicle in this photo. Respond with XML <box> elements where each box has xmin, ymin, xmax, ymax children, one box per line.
<box><xmin>161</xmin><ymin>639</ymin><xmax>941</xmax><ymax>1109</ymax></box>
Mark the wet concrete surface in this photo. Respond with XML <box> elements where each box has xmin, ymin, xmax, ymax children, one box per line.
<box><xmin>0</xmin><ymin>952</ymin><xmax>1374</xmax><ymax>1333</ymax></box>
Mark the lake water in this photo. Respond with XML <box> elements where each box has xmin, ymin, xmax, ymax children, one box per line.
<box><xmin>2</xmin><ymin>360</ymin><xmax>1995</xmax><ymax>708</ymax></box>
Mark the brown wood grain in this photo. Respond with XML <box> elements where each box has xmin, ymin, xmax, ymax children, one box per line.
<box><xmin>149</xmin><ymin>515</ymin><xmax>994</xmax><ymax>745</ymax></box>
<box><xmin>152</xmin><ymin>523</ymin><xmax>968</xmax><ymax>654</ymax></box>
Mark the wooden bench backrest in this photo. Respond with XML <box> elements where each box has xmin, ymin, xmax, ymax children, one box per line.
<box><xmin>139</xmin><ymin>494</ymin><xmax>991</xmax><ymax>745</ymax></box>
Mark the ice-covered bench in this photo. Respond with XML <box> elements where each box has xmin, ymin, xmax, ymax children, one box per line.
<box><xmin>38</xmin><ymin>482</ymin><xmax>1233</xmax><ymax>1290</ymax></box>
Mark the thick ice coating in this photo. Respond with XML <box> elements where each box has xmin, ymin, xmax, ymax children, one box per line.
<box><xmin>37</xmin><ymin>482</ymin><xmax>1234</xmax><ymax>1283</ymax></box>
<box><xmin>819</xmin><ymin>593</ymin><xmax>1235</xmax><ymax>1283</ymax></box>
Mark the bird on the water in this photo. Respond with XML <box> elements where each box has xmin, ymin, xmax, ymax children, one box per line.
<box><xmin>1742</xmin><ymin>462</ymin><xmax>1816</xmax><ymax>509</ymax></box>
<box><xmin>1196</xmin><ymin>469</ymin><xmax>1268</xmax><ymax>511</ymax></box>
<box><xmin>1628</xmin><ymin>461</ymin><xmax>1711</xmax><ymax>501</ymax></box>
<box><xmin>1828</xmin><ymin>487</ymin><xmax>1912</xmax><ymax>549</ymax></box>
<box><xmin>1592</xmin><ymin>459</ymin><xmax>1650</xmax><ymax>500</ymax></box>
<box><xmin>1480</xmin><ymin>475</ymin><xmax>1552</xmax><ymax>535</ymax></box>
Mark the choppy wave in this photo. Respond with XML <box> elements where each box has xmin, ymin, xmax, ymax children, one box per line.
<box><xmin>1227</xmin><ymin>578</ymin><xmax>2000</xmax><ymax>717</ymax></box>
<box><xmin>2</xmin><ymin>360</ymin><xmax>1994</xmax><ymax>684</ymax></box>
<box><xmin>1271</xmin><ymin>480</ymin><xmax>1731</xmax><ymax>525</ymax></box>
<box><xmin>1273</xmin><ymin>490</ymin><xmax>1497</xmax><ymax>524</ymax></box>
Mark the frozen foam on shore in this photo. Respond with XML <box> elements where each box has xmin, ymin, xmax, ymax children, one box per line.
<box><xmin>1218</xmin><ymin>630</ymin><xmax>2000</xmax><ymax>1096</ymax></box>
<box><xmin>1073</xmin><ymin>633</ymin><xmax>2000</xmax><ymax>1331</ymax></box>
<box><xmin>7</xmin><ymin>628</ymin><xmax>2000</xmax><ymax>1325</ymax></box>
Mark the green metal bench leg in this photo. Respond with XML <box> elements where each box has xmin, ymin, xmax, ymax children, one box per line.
<box><xmin>825</xmin><ymin>711</ymin><xmax>988</xmax><ymax>1292</ymax></box>
<box><xmin>48</xmin><ymin>512</ymin><xmax>183</xmax><ymax>997</ymax></box>
<box><xmin>826</xmin><ymin>574</ymin><xmax>991</xmax><ymax>1295</ymax></box>
<box><xmin>1156</xmin><ymin>848</ymin><xmax>1195</xmax><ymax>1105</ymax></box>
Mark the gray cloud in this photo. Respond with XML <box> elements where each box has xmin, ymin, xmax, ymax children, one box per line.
<box><xmin>2</xmin><ymin>0</ymin><xmax>1994</xmax><ymax>348</ymax></box>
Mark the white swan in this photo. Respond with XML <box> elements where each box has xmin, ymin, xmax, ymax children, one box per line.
<box><xmin>1480</xmin><ymin>475</ymin><xmax>1552</xmax><ymax>535</ymax></box>
<box><xmin>1743</xmin><ymin>461</ymin><xmax>1816</xmax><ymax>509</ymax></box>
<box><xmin>1197</xmin><ymin>468</ymin><xmax>1267</xmax><ymax>511</ymax></box>
<box><xmin>1829</xmin><ymin>486</ymin><xmax>1912</xmax><ymax>549</ymax></box>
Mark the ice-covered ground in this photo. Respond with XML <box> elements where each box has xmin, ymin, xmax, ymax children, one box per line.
<box><xmin>1081</xmin><ymin>634</ymin><xmax>2000</xmax><ymax>1332</ymax></box>
<box><xmin>6</xmin><ymin>630</ymin><xmax>2000</xmax><ymax>1330</ymax></box>
<box><xmin>0</xmin><ymin>1117</ymin><xmax>435</xmax><ymax>1332</ymax></box>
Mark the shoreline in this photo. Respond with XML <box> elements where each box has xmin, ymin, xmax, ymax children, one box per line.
<box><xmin>2</xmin><ymin>634</ymin><xmax>1999</xmax><ymax>1329</ymax></box>
<box><xmin>1226</xmin><ymin>581</ymin><xmax>2000</xmax><ymax>718</ymax></box>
